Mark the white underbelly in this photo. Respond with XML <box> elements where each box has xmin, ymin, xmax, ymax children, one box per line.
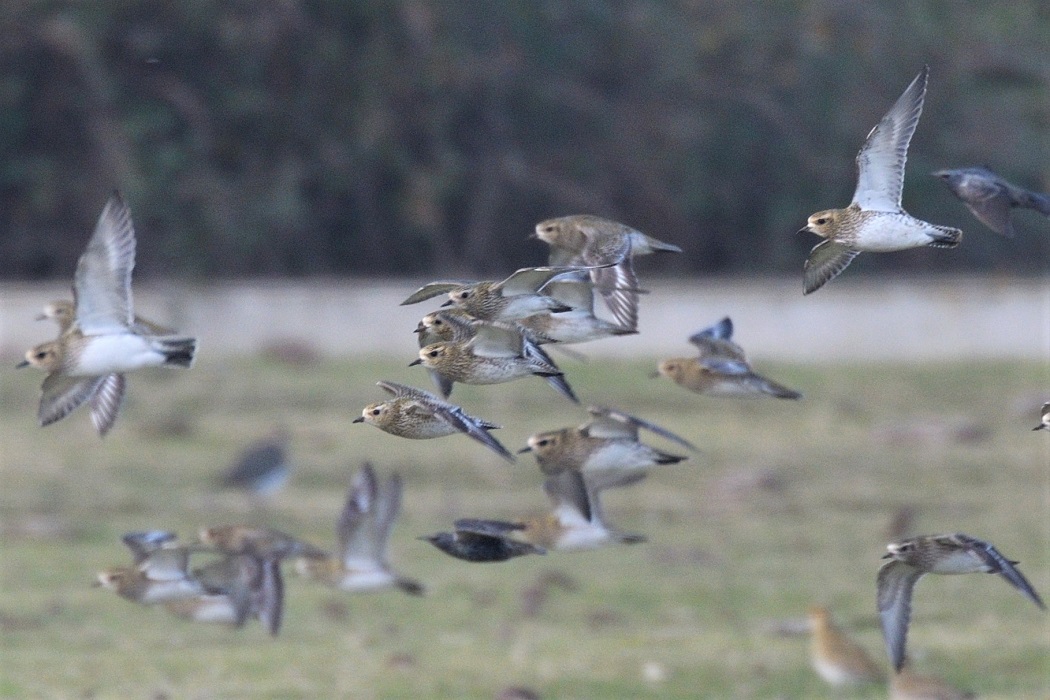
<box><xmin>73</xmin><ymin>335</ymin><xmax>163</xmax><ymax>375</ymax></box>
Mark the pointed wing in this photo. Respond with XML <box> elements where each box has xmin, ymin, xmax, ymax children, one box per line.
<box><xmin>376</xmin><ymin>379</ymin><xmax>439</xmax><ymax>402</ymax></box>
<box><xmin>73</xmin><ymin>192</ymin><xmax>137</xmax><ymax>334</ymax></box>
<box><xmin>543</xmin><ymin>275</ymin><xmax>596</xmax><ymax>313</ymax></box>
<box><xmin>433</xmin><ymin>403</ymin><xmax>514</xmax><ymax>463</ymax></box>
<box><xmin>88</xmin><ymin>373</ymin><xmax>126</xmax><ymax>437</ymax></box>
<box><xmin>688</xmin><ymin>317</ymin><xmax>748</xmax><ymax>365</ymax></box>
<box><xmin>544</xmin><ymin>471</ymin><xmax>592</xmax><ymax>526</ymax></box>
<box><xmin>337</xmin><ymin>464</ymin><xmax>380</xmax><ymax>565</ymax></box>
<box><xmin>852</xmin><ymin>66</ymin><xmax>928</xmax><ymax>211</ymax></box>
<box><xmin>499</xmin><ymin>266</ymin><xmax>579</xmax><ymax>296</ymax></box>
<box><xmin>803</xmin><ymin>240</ymin><xmax>861</xmax><ymax>295</ymax></box>
<box><xmin>140</xmin><ymin>547</ymin><xmax>191</xmax><ymax>582</ymax></box>
<box><xmin>961</xmin><ymin>190</ymin><xmax>1015</xmax><ymax>238</ymax></box>
<box><xmin>964</xmin><ymin>536</ymin><xmax>1046</xmax><ymax>609</ymax></box>
<box><xmin>590</xmin><ymin>260</ymin><xmax>639</xmax><ymax>331</ymax></box>
<box><xmin>401</xmin><ymin>281</ymin><xmax>468</xmax><ymax>305</ymax></box>
<box><xmin>876</xmin><ymin>559</ymin><xmax>923</xmax><ymax>672</ymax></box>
<box><xmin>38</xmin><ymin>374</ymin><xmax>107</xmax><ymax>427</ymax></box>
<box><xmin>426</xmin><ymin>368</ymin><xmax>455</xmax><ymax>398</ymax></box>
<box><xmin>257</xmin><ymin>557</ymin><xmax>284</xmax><ymax>636</ymax></box>
<box><xmin>122</xmin><ymin>530</ymin><xmax>178</xmax><ymax>564</ymax></box>
<box><xmin>688</xmin><ymin>316</ymin><xmax>733</xmax><ymax>342</ymax></box>
<box><xmin>585</xmin><ymin>406</ymin><xmax>697</xmax><ymax>451</ymax></box>
<box><xmin>370</xmin><ymin>472</ymin><xmax>404</xmax><ymax>562</ymax></box>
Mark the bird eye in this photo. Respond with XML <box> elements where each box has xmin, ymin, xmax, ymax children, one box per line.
<box><xmin>537</xmin><ymin>439</ymin><xmax>549</xmax><ymax>447</ymax></box>
<box><xmin>542</xmin><ymin>226</ymin><xmax>554</xmax><ymax>233</ymax></box>
<box><xmin>458</xmin><ymin>291</ymin><xmax>470</xmax><ymax>300</ymax></box>
<box><xmin>433</xmin><ymin>319</ymin><xmax>443</xmax><ymax>326</ymax></box>
<box><xmin>815</xmin><ymin>217</ymin><xmax>827</xmax><ymax>225</ymax></box>
<box><xmin>370</xmin><ymin>408</ymin><xmax>381</xmax><ymax>416</ymax></box>
<box><xmin>428</xmin><ymin>350</ymin><xmax>440</xmax><ymax>358</ymax></box>
<box><xmin>35</xmin><ymin>351</ymin><xmax>47</xmax><ymax>360</ymax></box>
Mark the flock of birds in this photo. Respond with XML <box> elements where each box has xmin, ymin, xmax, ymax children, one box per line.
<box><xmin>15</xmin><ymin>64</ymin><xmax>1050</xmax><ymax>695</ymax></box>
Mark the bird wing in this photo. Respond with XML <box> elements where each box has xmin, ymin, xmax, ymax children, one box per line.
<box><xmin>470</xmin><ymin>323</ymin><xmax>525</xmax><ymax>358</ymax></box>
<box><xmin>38</xmin><ymin>374</ymin><xmax>107</xmax><ymax>428</ymax></box>
<box><xmin>688</xmin><ymin>317</ymin><xmax>749</xmax><ymax>365</ymax></box>
<box><xmin>876</xmin><ymin>559</ymin><xmax>923</xmax><ymax>672</ymax></box>
<box><xmin>852</xmin><ymin>66</ymin><xmax>928</xmax><ymax>211</ymax></box>
<box><xmin>585</xmin><ymin>405</ymin><xmax>697</xmax><ymax>451</ymax></box>
<box><xmin>88</xmin><ymin>373</ymin><xmax>125</xmax><ymax>437</ymax></box>
<box><xmin>337</xmin><ymin>463</ymin><xmax>380</xmax><ymax>565</ymax></box>
<box><xmin>804</xmin><ymin>240</ymin><xmax>861</xmax><ymax>295</ymax></box>
<box><xmin>401</xmin><ymin>281</ymin><xmax>469</xmax><ymax>305</ymax></box>
<box><xmin>434</xmin><ymin>403</ymin><xmax>514</xmax><ymax>463</ymax></box>
<box><xmin>542</xmin><ymin>276</ymin><xmax>596</xmax><ymax>313</ymax></box>
<box><xmin>544</xmin><ymin>471</ymin><xmax>592</xmax><ymax>526</ymax></box>
<box><xmin>590</xmin><ymin>260</ymin><xmax>639</xmax><ymax>331</ymax></box>
<box><xmin>121</xmin><ymin>530</ymin><xmax>178</xmax><ymax>564</ymax></box>
<box><xmin>454</xmin><ymin>519</ymin><xmax>524</xmax><ymax>538</ymax></box>
<box><xmin>961</xmin><ymin>188</ymin><xmax>1015</xmax><ymax>238</ymax></box>
<box><xmin>73</xmin><ymin>192</ymin><xmax>137</xmax><ymax>334</ymax></box>
<box><xmin>370</xmin><ymin>472</ymin><xmax>404</xmax><ymax>562</ymax></box>
<box><xmin>960</xmin><ymin>535</ymin><xmax>1046</xmax><ymax>610</ymax></box>
<box><xmin>498</xmin><ymin>266</ymin><xmax>579</xmax><ymax>296</ymax></box>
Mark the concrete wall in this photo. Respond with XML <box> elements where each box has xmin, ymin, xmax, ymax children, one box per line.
<box><xmin>2</xmin><ymin>277</ymin><xmax>1048</xmax><ymax>362</ymax></box>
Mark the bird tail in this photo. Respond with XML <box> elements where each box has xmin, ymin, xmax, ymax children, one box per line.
<box><xmin>757</xmin><ymin>377</ymin><xmax>803</xmax><ymax>400</ymax></box>
<box><xmin>927</xmin><ymin>226</ymin><xmax>962</xmax><ymax>248</ymax></box>
<box><xmin>1021</xmin><ymin>190</ymin><xmax>1050</xmax><ymax>217</ymax></box>
<box><xmin>154</xmin><ymin>337</ymin><xmax>198</xmax><ymax>368</ymax></box>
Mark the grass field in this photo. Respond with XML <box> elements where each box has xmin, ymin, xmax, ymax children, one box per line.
<box><xmin>1</xmin><ymin>355</ymin><xmax>1047</xmax><ymax>698</ymax></box>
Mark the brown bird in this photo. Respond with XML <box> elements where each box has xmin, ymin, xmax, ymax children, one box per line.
<box><xmin>807</xmin><ymin>605</ymin><xmax>883</xmax><ymax>687</ymax></box>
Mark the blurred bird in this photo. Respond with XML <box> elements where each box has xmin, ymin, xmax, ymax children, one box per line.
<box><xmin>807</xmin><ymin>605</ymin><xmax>883</xmax><ymax>687</ymax></box>
<box><xmin>519</xmin><ymin>405</ymin><xmax>694</xmax><ymax>483</ymax></box>
<box><xmin>218</xmin><ymin>426</ymin><xmax>292</xmax><ymax>496</ymax></box>
<box><xmin>17</xmin><ymin>193</ymin><xmax>197</xmax><ymax>436</ymax></box>
<box><xmin>36</xmin><ymin>299</ymin><xmax>175</xmax><ymax>336</ymax></box>
<box><xmin>295</xmin><ymin>463</ymin><xmax>424</xmax><ymax>595</ymax></box>
<box><xmin>96</xmin><ymin>534</ymin><xmax>204</xmax><ymax>605</ymax></box>
<box><xmin>460</xmin><ymin>470</ymin><xmax>646</xmax><ymax>552</ymax></box>
<box><xmin>411</xmin><ymin>321</ymin><xmax>578</xmax><ymax>403</ymax></box>
<box><xmin>534</xmin><ymin>214</ymin><xmax>681</xmax><ymax>330</ymax></box>
<box><xmin>877</xmin><ymin>533</ymin><xmax>1045</xmax><ymax>671</ymax></box>
<box><xmin>516</xmin><ymin>273</ymin><xmax>637</xmax><ymax>344</ymax></box>
<box><xmin>799</xmin><ymin>66</ymin><xmax>961</xmax><ymax>294</ymax></box>
<box><xmin>197</xmin><ymin>525</ymin><xmax>327</xmax><ymax>560</ymax></box>
<box><xmin>177</xmin><ymin>552</ymin><xmax>285</xmax><ymax>636</ymax></box>
<box><xmin>1033</xmin><ymin>402</ymin><xmax>1050</xmax><ymax>431</ymax></box>
<box><xmin>420</xmin><ymin>521</ymin><xmax>546</xmax><ymax>562</ymax></box>
<box><xmin>401</xmin><ymin>266</ymin><xmax>590</xmax><ymax>322</ymax></box>
<box><xmin>933</xmin><ymin>166</ymin><xmax>1050</xmax><ymax>238</ymax></box>
<box><xmin>653</xmin><ymin>317</ymin><xmax>802</xmax><ymax>399</ymax></box>
<box><xmin>889</xmin><ymin>659</ymin><xmax>975</xmax><ymax>700</ymax></box>
<box><xmin>353</xmin><ymin>381</ymin><xmax>514</xmax><ymax>463</ymax></box>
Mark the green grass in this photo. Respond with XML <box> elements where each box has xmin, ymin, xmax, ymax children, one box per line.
<box><xmin>1</xmin><ymin>357</ymin><xmax>1047</xmax><ymax>698</ymax></box>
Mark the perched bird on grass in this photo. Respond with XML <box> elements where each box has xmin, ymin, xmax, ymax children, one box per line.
<box><xmin>420</xmin><ymin>521</ymin><xmax>546</xmax><ymax>563</ymax></box>
<box><xmin>807</xmin><ymin>605</ymin><xmax>882</xmax><ymax>687</ymax></box>
<box><xmin>534</xmin><ymin>214</ymin><xmax>681</xmax><ymax>331</ymax></box>
<box><xmin>218</xmin><ymin>426</ymin><xmax>292</xmax><ymax>497</ymax></box>
<box><xmin>197</xmin><ymin>525</ymin><xmax>327</xmax><ymax>560</ymax></box>
<box><xmin>877</xmin><ymin>533</ymin><xmax>1045</xmax><ymax>671</ymax></box>
<box><xmin>17</xmin><ymin>193</ymin><xmax>197</xmax><ymax>435</ymax></box>
<box><xmin>411</xmin><ymin>321</ymin><xmax>578</xmax><ymax>403</ymax></box>
<box><xmin>354</xmin><ymin>381</ymin><xmax>513</xmax><ymax>463</ymax></box>
<box><xmin>933</xmin><ymin>166</ymin><xmax>1050</xmax><ymax>238</ymax></box>
<box><xmin>1033</xmin><ymin>402</ymin><xmax>1050</xmax><ymax>431</ymax></box>
<box><xmin>519</xmin><ymin>405</ymin><xmax>694</xmax><ymax>483</ymax></box>
<box><xmin>799</xmin><ymin>66</ymin><xmax>961</xmax><ymax>294</ymax></box>
<box><xmin>401</xmin><ymin>266</ymin><xmax>590</xmax><ymax>322</ymax></box>
<box><xmin>654</xmin><ymin>317</ymin><xmax>802</xmax><ymax>399</ymax></box>
<box><xmin>457</xmin><ymin>470</ymin><xmax>646</xmax><ymax>553</ymax></box>
<box><xmin>295</xmin><ymin>463</ymin><xmax>424</xmax><ymax>595</ymax></box>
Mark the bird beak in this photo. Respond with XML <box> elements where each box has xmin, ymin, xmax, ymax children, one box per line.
<box><xmin>16</xmin><ymin>360</ymin><xmax>29</xmax><ymax>369</ymax></box>
<box><xmin>408</xmin><ymin>358</ymin><xmax>423</xmax><ymax>366</ymax></box>
<box><xmin>931</xmin><ymin>169</ymin><xmax>948</xmax><ymax>179</ymax></box>
<box><xmin>351</xmin><ymin>417</ymin><xmax>364</xmax><ymax>424</ymax></box>
<box><xmin>516</xmin><ymin>446</ymin><xmax>532</xmax><ymax>454</ymax></box>
<box><xmin>881</xmin><ymin>552</ymin><xmax>893</xmax><ymax>559</ymax></box>
<box><xmin>34</xmin><ymin>313</ymin><xmax>47</xmax><ymax>321</ymax></box>
<box><xmin>796</xmin><ymin>226</ymin><xmax>812</xmax><ymax>236</ymax></box>
<box><xmin>440</xmin><ymin>299</ymin><xmax>453</xmax><ymax>307</ymax></box>
<box><xmin>647</xmin><ymin>370</ymin><xmax>661</xmax><ymax>379</ymax></box>
<box><xmin>413</xmin><ymin>324</ymin><xmax>424</xmax><ymax>333</ymax></box>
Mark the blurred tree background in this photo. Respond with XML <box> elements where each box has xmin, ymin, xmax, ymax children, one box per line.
<box><xmin>0</xmin><ymin>0</ymin><xmax>1047</xmax><ymax>280</ymax></box>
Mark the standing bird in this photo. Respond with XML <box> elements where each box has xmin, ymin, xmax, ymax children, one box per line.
<box><xmin>353</xmin><ymin>381</ymin><xmax>514</xmax><ymax>463</ymax></box>
<box><xmin>400</xmin><ymin>266</ymin><xmax>586</xmax><ymax>322</ymax></box>
<box><xmin>218</xmin><ymin>426</ymin><xmax>292</xmax><ymax>497</ymax></box>
<box><xmin>807</xmin><ymin>605</ymin><xmax>883</xmax><ymax>687</ymax></box>
<box><xmin>455</xmin><ymin>470</ymin><xmax>646</xmax><ymax>553</ymax></box>
<box><xmin>420</xmin><ymin>521</ymin><xmax>546</xmax><ymax>563</ymax></box>
<box><xmin>876</xmin><ymin>533</ymin><xmax>1045</xmax><ymax>672</ymax></box>
<box><xmin>1032</xmin><ymin>402</ymin><xmax>1050</xmax><ymax>431</ymax></box>
<box><xmin>654</xmin><ymin>317</ymin><xmax>802</xmax><ymax>399</ymax></box>
<box><xmin>17</xmin><ymin>193</ymin><xmax>197</xmax><ymax>435</ymax></box>
<box><xmin>799</xmin><ymin>66</ymin><xmax>961</xmax><ymax>294</ymax></box>
<box><xmin>933</xmin><ymin>166</ymin><xmax>1050</xmax><ymax>238</ymax></box>
<box><xmin>519</xmin><ymin>405</ymin><xmax>694</xmax><ymax>483</ymax></box>
<box><xmin>295</xmin><ymin>463</ymin><xmax>424</xmax><ymax>595</ymax></box>
<box><xmin>411</xmin><ymin>321</ymin><xmax>578</xmax><ymax>403</ymax></box>
<box><xmin>534</xmin><ymin>214</ymin><xmax>682</xmax><ymax>331</ymax></box>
